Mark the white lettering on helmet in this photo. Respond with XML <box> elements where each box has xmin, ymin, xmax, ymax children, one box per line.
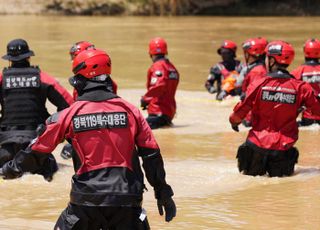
<box><xmin>268</xmin><ymin>44</ymin><xmax>282</xmax><ymax>54</ymax></box>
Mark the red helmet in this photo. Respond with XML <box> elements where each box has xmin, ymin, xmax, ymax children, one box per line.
<box><xmin>304</xmin><ymin>38</ymin><xmax>320</xmax><ymax>59</ymax></box>
<box><xmin>69</xmin><ymin>41</ymin><xmax>95</xmax><ymax>60</ymax></box>
<box><xmin>258</xmin><ymin>37</ymin><xmax>268</xmax><ymax>50</ymax></box>
<box><xmin>72</xmin><ymin>49</ymin><xmax>111</xmax><ymax>79</ymax></box>
<box><xmin>217</xmin><ymin>40</ymin><xmax>237</xmax><ymax>55</ymax></box>
<box><xmin>242</xmin><ymin>38</ymin><xmax>267</xmax><ymax>56</ymax></box>
<box><xmin>266</xmin><ymin>40</ymin><xmax>295</xmax><ymax>65</ymax></box>
<box><xmin>149</xmin><ymin>37</ymin><xmax>168</xmax><ymax>55</ymax></box>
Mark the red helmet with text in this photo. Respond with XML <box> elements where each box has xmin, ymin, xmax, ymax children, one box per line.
<box><xmin>69</xmin><ymin>41</ymin><xmax>95</xmax><ymax>60</ymax></box>
<box><xmin>304</xmin><ymin>38</ymin><xmax>320</xmax><ymax>59</ymax></box>
<box><xmin>266</xmin><ymin>40</ymin><xmax>295</xmax><ymax>65</ymax></box>
<box><xmin>72</xmin><ymin>49</ymin><xmax>111</xmax><ymax>79</ymax></box>
<box><xmin>217</xmin><ymin>40</ymin><xmax>237</xmax><ymax>55</ymax></box>
<box><xmin>242</xmin><ymin>38</ymin><xmax>267</xmax><ymax>56</ymax></box>
<box><xmin>149</xmin><ymin>37</ymin><xmax>168</xmax><ymax>55</ymax></box>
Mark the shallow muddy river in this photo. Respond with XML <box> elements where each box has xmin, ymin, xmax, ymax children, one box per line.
<box><xmin>0</xmin><ymin>16</ymin><xmax>320</xmax><ymax>229</ymax></box>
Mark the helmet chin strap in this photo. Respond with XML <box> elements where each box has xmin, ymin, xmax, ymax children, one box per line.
<box><xmin>268</xmin><ymin>57</ymin><xmax>276</xmax><ymax>72</ymax></box>
<box><xmin>244</xmin><ymin>52</ymin><xmax>250</xmax><ymax>64</ymax></box>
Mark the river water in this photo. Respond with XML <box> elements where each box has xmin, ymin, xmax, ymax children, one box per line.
<box><xmin>0</xmin><ymin>15</ymin><xmax>320</xmax><ymax>229</ymax></box>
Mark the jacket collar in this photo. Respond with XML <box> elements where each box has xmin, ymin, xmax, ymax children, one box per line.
<box><xmin>77</xmin><ymin>81</ymin><xmax>118</xmax><ymax>102</ymax></box>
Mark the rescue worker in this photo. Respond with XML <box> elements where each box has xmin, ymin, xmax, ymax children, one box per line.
<box><xmin>141</xmin><ymin>37</ymin><xmax>179</xmax><ymax>129</ymax></box>
<box><xmin>0</xmin><ymin>38</ymin><xmax>73</xmax><ymax>180</ymax></box>
<box><xmin>205</xmin><ymin>40</ymin><xmax>242</xmax><ymax>100</ymax></box>
<box><xmin>291</xmin><ymin>38</ymin><xmax>320</xmax><ymax>126</ymax></box>
<box><xmin>240</xmin><ymin>37</ymin><xmax>268</xmax><ymax>96</ymax></box>
<box><xmin>60</xmin><ymin>41</ymin><xmax>119</xmax><ymax>160</ymax></box>
<box><xmin>238</xmin><ymin>37</ymin><xmax>268</xmax><ymax>127</ymax></box>
<box><xmin>1</xmin><ymin>49</ymin><xmax>176</xmax><ymax>229</ymax></box>
<box><xmin>229</xmin><ymin>40</ymin><xmax>320</xmax><ymax>177</ymax></box>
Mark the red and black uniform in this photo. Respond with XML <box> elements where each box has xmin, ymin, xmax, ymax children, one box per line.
<box><xmin>0</xmin><ymin>65</ymin><xmax>73</xmax><ymax>174</ymax></box>
<box><xmin>65</xmin><ymin>77</ymin><xmax>117</xmax><ymax>159</ymax></box>
<box><xmin>142</xmin><ymin>57</ymin><xmax>179</xmax><ymax>129</ymax></box>
<box><xmin>291</xmin><ymin>60</ymin><xmax>320</xmax><ymax>125</ymax></box>
<box><xmin>3</xmin><ymin>82</ymin><xmax>173</xmax><ymax>229</ymax></box>
<box><xmin>230</xmin><ymin>70</ymin><xmax>320</xmax><ymax>176</ymax></box>
<box><xmin>239</xmin><ymin>60</ymin><xmax>267</xmax><ymax>126</ymax></box>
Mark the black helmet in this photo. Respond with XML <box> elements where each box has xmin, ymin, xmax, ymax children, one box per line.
<box><xmin>2</xmin><ymin>39</ymin><xmax>35</xmax><ymax>61</ymax></box>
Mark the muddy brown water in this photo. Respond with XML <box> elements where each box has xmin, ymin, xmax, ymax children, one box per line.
<box><xmin>0</xmin><ymin>16</ymin><xmax>320</xmax><ymax>229</ymax></box>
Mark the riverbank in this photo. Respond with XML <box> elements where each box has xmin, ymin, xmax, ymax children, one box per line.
<box><xmin>0</xmin><ymin>0</ymin><xmax>319</xmax><ymax>16</ymax></box>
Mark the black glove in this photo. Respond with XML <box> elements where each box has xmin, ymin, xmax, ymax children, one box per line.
<box><xmin>231</xmin><ymin>124</ymin><xmax>239</xmax><ymax>132</ymax></box>
<box><xmin>140</xmin><ymin>98</ymin><xmax>149</xmax><ymax>110</ymax></box>
<box><xmin>60</xmin><ymin>143</ymin><xmax>73</xmax><ymax>160</ymax></box>
<box><xmin>154</xmin><ymin>184</ymin><xmax>176</xmax><ymax>222</ymax></box>
<box><xmin>34</xmin><ymin>154</ymin><xmax>58</xmax><ymax>182</ymax></box>
<box><xmin>205</xmin><ymin>80</ymin><xmax>216</xmax><ymax>94</ymax></box>
<box><xmin>1</xmin><ymin>160</ymin><xmax>23</xmax><ymax>179</ymax></box>
<box><xmin>217</xmin><ymin>90</ymin><xmax>227</xmax><ymax>101</ymax></box>
<box><xmin>157</xmin><ymin>197</ymin><xmax>176</xmax><ymax>222</ymax></box>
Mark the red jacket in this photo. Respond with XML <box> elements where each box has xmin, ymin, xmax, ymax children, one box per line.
<box><xmin>291</xmin><ymin>61</ymin><xmax>320</xmax><ymax>120</ymax></box>
<box><xmin>241</xmin><ymin>61</ymin><xmax>267</xmax><ymax>94</ymax></box>
<box><xmin>241</xmin><ymin>62</ymin><xmax>267</xmax><ymax>123</ymax></box>
<box><xmin>230</xmin><ymin>70</ymin><xmax>320</xmax><ymax>151</ymax></box>
<box><xmin>22</xmin><ymin>86</ymin><xmax>172</xmax><ymax>206</ymax></box>
<box><xmin>142</xmin><ymin>58</ymin><xmax>179</xmax><ymax>120</ymax></box>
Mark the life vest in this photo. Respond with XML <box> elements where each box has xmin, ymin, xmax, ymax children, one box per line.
<box><xmin>221</xmin><ymin>70</ymin><xmax>239</xmax><ymax>93</ymax></box>
<box><xmin>1</xmin><ymin>67</ymin><xmax>49</xmax><ymax>127</ymax></box>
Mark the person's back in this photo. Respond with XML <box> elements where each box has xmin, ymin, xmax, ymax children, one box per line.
<box><xmin>1</xmin><ymin>49</ymin><xmax>176</xmax><ymax>229</ymax></box>
<box><xmin>291</xmin><ymin>38</ymin><xmax>320</xmax><ymax>126</ymax></box>
<box><xmin>60</xmin><ymin>41</ymin><xmax>118</xmax><ymax>160</ymax></box>
<box><xmin>46</xmin><ymin>93</ymin><xmax>158</xmax><ymax>206</ymax></box>
<box><xmin>229</xmin><ymin>40</ymin><xmax>320</xmax><ymax>177</ymax></box>
<box><xmin>0</xmin><ymin>66</ymin><xmax>72</xmax><ymax>127</ymax></box>
<box><xmin>141</xmin><ymin>37</ymin><xmax>179</xmax><ymax>129</ymax></box>
<box><xmin>0</xmin><ymin>39</ymin><xmax>73</xmax><ymax>179</ymax></box>
<box><xmin>145</xmin><ymin>57</ymin><xmax>179</xmax><ymax>121</ymax></box>
<box><xmin>237</xmin><ymin>37</ymin><xmax>268</xmax><ymax>126</ymax></box>
<box><xmin>246</xmin><ymin>71</ymin><xmax>316</xmax><ymax>150</ymax></box>
<box><xmin>240</xmin><ymin>37</ymin><xmax>268</xmax><ymax>96</ymax></box>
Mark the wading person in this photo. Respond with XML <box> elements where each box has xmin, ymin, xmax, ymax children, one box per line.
<box><xmin>60</xmin><ymin>41</ymin><xmax>118</xmax><ymax>160</ymax></box>
<box><xmin>229</xmin><ymin>40</ymin><xmax>320</xmax><ymax>177</ymax></box>
<box><xmin>291</xmin><ymin>38</ymin><xmax>320</xmax><ymax>126</ymax></box>
<box><xmin>1</xmin><ymin>49</ymin><xmax>176</xmax><ymax>229</ymax></box>
<box><xmin>205</xmin><ymin>40</ymin><xmax>242</xmax><ymax>100</ymax></box>
<box><xmin>0</xmin><ymin>38</ymin><xmax>73</xmax><ymax>180</ymax></box>
<box><xmin>238</xmin><ymin>37</ymin><xmax>268</xmax><ymax>127</ymax></box>
<box><xmin>141</xmin><ymin>37</ymin><xmax>179</xmax><ymax>129</ymax></box>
